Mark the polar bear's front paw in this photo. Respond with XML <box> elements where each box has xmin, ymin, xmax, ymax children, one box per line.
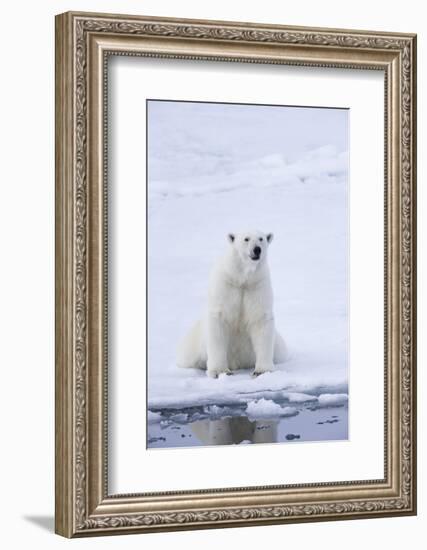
<box><xmin>252</xmin><ymin>365</ymin><xmax>273</xmax><ymax>377</ymax></box>
<box><xmin>207</xmin><ymin>367</ymin><xmax>232</xmax><ymax>378</ymax></box>
<box><xmin>207</xmin><ymin>370</ymin><xmax>219</xmax><ymax>379</ymax></box>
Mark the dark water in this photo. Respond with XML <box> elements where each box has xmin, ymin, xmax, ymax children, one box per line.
<box><xmin>147</xmin><ymin>404</ymin><xmax>348</xmax><ymax>449</ymax></box>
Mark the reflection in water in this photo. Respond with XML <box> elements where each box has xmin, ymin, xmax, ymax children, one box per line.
<box><xmin>191</xmin><ymin>416</ymin><xmax>278</xmax><ymax>445</ymax></box>
<box><xmin>147</xmin><ymin>405</ymin><xmax>349</xmax><ymax>448</ymax></box>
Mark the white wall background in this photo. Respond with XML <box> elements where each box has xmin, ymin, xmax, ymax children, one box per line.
<box><xmin>0</xmin><ymin>0</ymin><xmax>423</xmax><ymax>548</ymax></box>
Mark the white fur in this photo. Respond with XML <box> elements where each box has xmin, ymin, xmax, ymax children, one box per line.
<box><xmin>177</xmin><ymin>230</ymin><xmax>287</xmax><ymax>378</ymax></box>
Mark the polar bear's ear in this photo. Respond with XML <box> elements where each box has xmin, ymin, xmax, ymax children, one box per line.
<box><xmin>227</xmin><ymin>233</ymin><xmax>235</xmax><ymax>243</ymax></box>
<box><xmin>266</xmin><ymin>233</ymin><xmax>274</xmax><ymax>243</ymax></box>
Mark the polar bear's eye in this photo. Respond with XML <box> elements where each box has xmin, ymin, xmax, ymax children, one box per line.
<box><xmin>259</xmin><ymin>237</ymin><xmax>263</xmax><ymax>241</ymax></box>
<box><xmin>244</xmin><ymin>237</ymin><xmax>249</xmax><ymax>242</ymax></box>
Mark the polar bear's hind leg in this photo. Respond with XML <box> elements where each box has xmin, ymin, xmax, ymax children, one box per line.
<box><xmin>273</xmin><ymin>331</ymin><xmax>287</xmax><ymax>364</ymax></box>
<box><xmin>176</xmin><ymin>320</ymin><xmax>207</xmax><ymax>370</ymax></box>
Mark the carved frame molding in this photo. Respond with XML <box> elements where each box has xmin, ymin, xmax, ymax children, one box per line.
<box><xmin>55</xmin><ymin>12</ymin><xmax>416</xmax><ymax>537</ymax></box>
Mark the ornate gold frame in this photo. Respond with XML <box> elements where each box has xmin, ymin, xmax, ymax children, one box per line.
<box><xmin>55</xmin><ymin>11</ymin><xmax>417</xmax><ymax>537</ymax></box>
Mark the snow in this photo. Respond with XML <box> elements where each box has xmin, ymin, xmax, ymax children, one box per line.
<box><xmin>286</xmin><ymin>392</ymin><xmax>319</xmax><ymax>403</ymax></box>
<box><xmin>147</xmin><ymin>410</ymin><xmax>162</xmax><ymax>424</ymax></box>
<box><xmin>169</xmin><ymin>412</ymin><xmax>188</xmax><ymax>423</ymax></box>
<box><xmin>148</xmin><ymin>368</ymin><xmax>348</xmax><ymax>410</ymax></box>
<box><xmin>317</xmin><ymin>393</ymin><xmax>349</xmax><ymax>407</ymax></box>
<box><xmin>204</xmin><ymin>405</ymin><xmax>224</xmax><ymax>416</ymax></box>
<box><xmin>149</xmin><ymin>145</ymin><xmax>348</xmax><ymax>199</ymax></box>
<box><xmin>147</xmin><ymin>100</ymin><xmax>349</xmax><ymax>417</ymax></box>
<box><xmin>246</xmin><ymin>399</ymin><xmax>298</xmax><ymax>419</ymax></box>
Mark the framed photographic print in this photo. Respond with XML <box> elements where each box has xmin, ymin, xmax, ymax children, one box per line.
<box><xmin>55</xmin><ymin>11</ymin><xmax>417</xmax><ymax>537</ymax></box>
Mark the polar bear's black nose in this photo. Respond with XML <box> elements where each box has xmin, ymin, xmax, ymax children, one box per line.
<box><xmin>253</xmin><ymin>246</ymin><xmax>261</xmax><ymax>256</ymax></box>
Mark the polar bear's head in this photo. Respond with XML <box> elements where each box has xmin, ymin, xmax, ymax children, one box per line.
<box><xmin>227</xmin><ymin>230</ymin><xmax>273</xmax><ymax>265</ymax></box>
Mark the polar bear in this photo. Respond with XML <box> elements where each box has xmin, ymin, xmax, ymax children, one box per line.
<box><xmin>177</xmin><ymin>230</ymin><xmax>287</xmax><ymax>378</ymax></box>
